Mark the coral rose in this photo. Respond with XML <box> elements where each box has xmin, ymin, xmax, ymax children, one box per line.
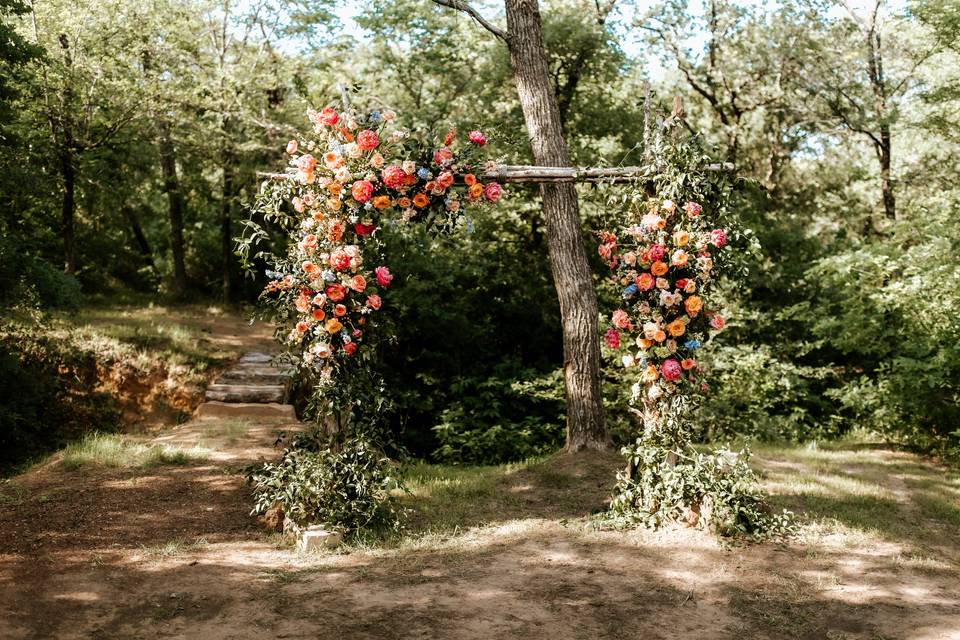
<box><xmin>319</xmin><ymin>106</ymin><xmax>339</xmax><ymax>126</ymax></box>
<box><xmin>349</xmin><ymin>275</ymin><xmax>367</xmax><ymax>292</ymax></box>
<box><xmin>710</xmin><ymin>315</ymin><xmax>726</xmax><ymax>330</ymax></box>
<box><xmin>357</xmin><ymin>129</ymin><xmax>379</xmax><ymax>151</ymax></box>
<box><xmin>325</xmin><ymin>283</ymin><xmax>347</xmax><ymax>302</ymax></box>
<box><xmin>611</xmin><ymin>309</ymin><xmax>633</xmax><ymax>330</ymax></box>
<box><xmin>636</xmin><ymin>272</ymin><xmax>655</xmax><ymax>291</ymax></box>
<box><xmin>366</xmin><ymin>294</ymin><xmax>382</xmax><ymax>310</ymax></box>
<box><xmin>343</xmin><ymin>341</ymin><xmax>358</xmax><ymax>356</ymax></box>
<box><xmin>351</xmin><ymin>180</ymin><xmax>374</xmax><ymax>203</ymax></box>
<box><xmin>651</xmin><ymin>261</ymin><xmax>668</xmax><ymax>276</ymax></box>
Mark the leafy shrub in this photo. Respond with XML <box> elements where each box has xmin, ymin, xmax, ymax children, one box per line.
<box><xmin>610</xmin><ymin>443</ymin><xmax>793</xmax><ymax>537</ymax></box>
<box><xmin>248</xmin><ymin>434</ymin><xmax>403</xmax><ymax>532</ymax></box>
<box><xmin>431</xmin><ymin>368</ymin><xmax>565</xmax><ymax>464</ymax></box>
<box><xmin>0</xmin><ymin>239</ymin><xmax>84</xmax><ymax>310</ymax></box>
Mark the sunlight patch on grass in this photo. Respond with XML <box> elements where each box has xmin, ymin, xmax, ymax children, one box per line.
<box><xmin>139</xmin><ymin>536</ymin><xmax>208</xmax><ymax>559</ymax></box>
<box><xmin>60</xmin><ymin>433</ymin><xmax>211</xmax><ymax>470</ymax></box>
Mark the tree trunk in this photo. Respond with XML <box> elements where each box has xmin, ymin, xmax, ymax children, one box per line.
<box><xmin>504</xmin><ymin>0</ymin><xmax>608</xmax><ymax>452</ymax></box>
<box><xmin>60</xmin><ymin>147</ymin><xmax>76</xmax><ymax>274</ymax></box>
<box><xmin>159</xmin><ymin>122</ymin><xmax>188</xmax><ymax>297</ymax></box>
<box><xmin>121</xmin><ymin>205</ymin><xmax>155</xmax><ymax>267</ymax></box>
<box><xmin>220</xmin><ymin>154</ymin><xmax>235</xmax><ymax>303</ymax></box>
<box><xmin>878</xmin><ymin>126</ymin><xmax>895</xmax><ymax>220</ymax></box>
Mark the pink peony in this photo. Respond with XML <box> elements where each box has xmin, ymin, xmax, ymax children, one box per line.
<box><xmin>351</xmin><ymin>180</ymin><xmax>374</xmax><ymax>203</ymax></box>
<box><xmin>320</xmin><ymin>106</ymin><xmax>339</xmax><ymax>126</ymax></box>
<box><xmin>710</xmin><ymin>228</ymin><xmax>727</xmax><ymax>248</ymax></box>
<box><xmin>647</xmin><ymin>244</ymin><xmax>665</xmax><ymax>262</ymax></box>
<box><xmin>483</xmin><ymin>182</ymin><xmax>503</xmax><ymax>203</ymax></box>
<box><xmin>357</xmin><ymin>129</ymin><xmax>379</xmax><ymax>151</ymax></box>
<box><xmin>661</xmin><ymin>358</ymin><xmax>682</xmax><ymax>382</ymax></box>
<box><xmin>330</xmin><ymin>250</ymin><xmax>351</xmax><ymax>271</ymax></box>
<box><xmin>366</xmin><ymin>294</ymin><xmax>382</xmax><ymax>310</ymax></box>
<box><xmin>611</xmin><ymin>309</ymin><xmax>633</xmax><ymax>330</ymax></box>
<box><xmin>604</xmin><ymin>328</ymin><xmax>620</xmax><ymax>349</ymax></box>
<box><xmin>382</xmin><ymin>165</ymin><xmax>407</xmax><ymax>189</ymax></box>
<box><xmin>684</xmin><ymin>201</ymin><xmax>702</xmax><ymax>218</ymax></box>
<box><xmin>286</xmin><ymin>140</ymin><xmax>298</xmax><ymax>155</ymax></box>
<box><xmin>375</xmin><ymin>266</ymin><xmax>394</xmax><ymax>287</ymax></box>
<box><xmin>468</xmin><ymin>130</ymin><xmax>487</xmax><ymax>146</ymax></box>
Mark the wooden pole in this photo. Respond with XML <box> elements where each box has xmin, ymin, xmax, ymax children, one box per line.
<box><xmin>257</xmin><ymin>162</ymin><xmax>733</xmax><ymax>184</ymax></box>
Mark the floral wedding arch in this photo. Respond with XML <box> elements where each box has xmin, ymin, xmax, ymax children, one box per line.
<box><xmin>240</xmin><ymin>101</ymin><xmax>789</xmax><ymax>538</ymax></box>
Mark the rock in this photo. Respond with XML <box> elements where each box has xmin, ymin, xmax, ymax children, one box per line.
<box><xmin>299</xmin><ymin>525</ymin><xmax>342</xmax><ymax>551</ymax></box>
<box><xmin>260</xmin><ymin>502</ymin><xmax>285</xmax><ymax>532</ymax></box>
<box><xmin>205</xmin><ymin>383</ymin><xmax>286</xmax><ymax>403</ymax></box>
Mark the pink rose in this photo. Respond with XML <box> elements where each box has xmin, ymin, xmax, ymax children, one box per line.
<box><xmin>710</xmin><ymin>229</ymin><xmax>727</xmax><ymax>248</ymax></box>
<box><xmin>468</xmin><ymin>130</ymin><xmax>487</xmax><ymax>146</ymax></box>
<box><xmin>299</xmin><ymin>234</ymin><xmax>318</xmax><ymax>252</ymax></box>
<box><xmin>375</xmin><ymin>266</ymin><xmax>394</xmax><ymax>287</ymax></box>
<box><xmin>286</xmin><ymin>140</ymin><xmax>298</xmax><ymax>155</ymax></box>
<box><xmin>661</xmin><ymin>359</ymin><xmax>682</xmax><ymax>382</ymax></box>
<box><xmin>611</xmin><ymin>309</ymin><xmax>633</xmax><ymax>330</ymax></box>
<box><xmin>297</xmin><ymin>154</ymin><xmax>317</xmax><ymax>174</ymax></box>
<box><xmin>437</xmin><ymin>171</ymin><xmax>455</xmax><ymax>189</ymax></box>
<box><xmin>433</xmin><ymin>147</ymin><xmax>454</xmax><ymax>165</ymax></box>
<box><xmin>351</xmin><ymin>180</ymin><xmax>374</xmax><ymax>203</ymax></box>
<box><xmin>349</xmin><ymin>275</ymin><xmax>367</xmax><ymax>292</ymax></box>
<box><xmin>320</xmin><ymin>106</ymin><xmax>339</xmax><ymax>126</ymax></box>
<box><xmin>357</xmin><ymin>129</ymin><xmax>379</xmax><ymax>151</ymax></box>
<box><xmin>647</xmin><ymin>244</ymin><xmax>665</xmax><ymax>262</ymax></box>
<box><xmin>483</xmin><ymin>182</ymin><xmax>503</xmax><ymax>203</ymax></box>
<box><xmin>636</xmin><ymin>272</ymin><xmax>655</xmax><ymax>291</ymax></box>
<box><xmin>710</xmin><ymin>315</ymin><xmax>726</xmax><ymax>330</ymax></box>
<box><xmin>382</xmin><ymin>165</ymin><xmax>407</xmax><ymax>189</ymax></box>
<box><xmin>604</xmin><ymin>328</ymin><xmax>620</xmax><ymax>349</ymax></box>
<box><xmin>684</xmin><ymin>201</ymin><xmax>702</xmax><ymax>218</ymax></box>
<box><xmin>325</xmin><ymin>283</ymin><xmax>347</xmax><ymax>302</ymax></box>
<box><xmin>366</xmin><ymin>294</ymin><xmax>382</xmax><ymax>310</ymax></box>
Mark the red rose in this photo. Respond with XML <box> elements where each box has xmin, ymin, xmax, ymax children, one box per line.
<box><xmin>354</xmin><ymin>223</ymin><xmax>377</xmax><ymax>236</ymax></box>
<box><xmin>343</xmin><ymin>342</ymin><xmax>358</xmax><ymax>356</ymax></box>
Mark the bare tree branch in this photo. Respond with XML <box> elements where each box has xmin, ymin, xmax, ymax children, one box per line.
<box><xmin>431</xmin><ymin>0</ymin><xmax>509</xmax><ymax>42</ymax></box>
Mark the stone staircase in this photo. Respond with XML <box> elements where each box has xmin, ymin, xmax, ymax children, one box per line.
<box><xmin>194</xmin><ymin>351</ymin><xmax>297</xmax><ymax>421</ymax></box>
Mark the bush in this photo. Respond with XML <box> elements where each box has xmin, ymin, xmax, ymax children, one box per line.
<box><xmin>0</xmin><ymin>239</ymin><xmax>83</xmax><ymax>310</ymax></box>
<box><xmin>248</xmin><ymin>434</ymin><xmax>403</xmax><ymax>533</ymax></box>
<box><xmin>431</xmin><ymin>368</ymin><xmax>565</xmax><ymax>464</ymax></box>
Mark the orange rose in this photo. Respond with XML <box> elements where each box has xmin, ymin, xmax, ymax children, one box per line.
<box><xmin>651</xmin><ymin>261</ymin><xmax>668</xmax><ymax>276</ymax></box>
<box><xmin>638</xmin><ymin>338</ymin><xmax>654</xmax><ymax>349</ymax></box>
<box><xmin>325</xmin><ymin>318</ymin><xmax>343</xmax><ymax>334</ymax></box>
<box><xmin>334</xmin><ymin>304</ymin><xmax>347</xmax><ymax>317</ymax></box>
<box><xmin>463</xmin><ymin>173</ymin><xmax>477</xmax><ymax>186</ymax></box>
<box><xmin>327</xmin><ymin>182</ymin><xmax>343</xmax><ymax>196</ymax></box>
<box><xmin>681</xmin><ymin>358</ymin><xmax>696</xmax><ymax>370</ymax></box>
<box><xmin>654</xmin><ymin>330</ymin><xmax>667</xmax><ymax>343</ymax></box>
<box><xmin>643</xmin><ymin>364</ymin><xmax>659</xmax><ymax>382</ymax></box>
<box><xmin>468</xmin><ymin>183</ymin><xmax>484</xmax><ymax>200</ymax></box>
<box><xmin>667</xmin><ymin>318</ymin><xmax>686</xmax><ymax>337</ymax></box>
<box><xmin>311</xmin><ymin>309</ymin><xmax>326</xmax><ymax>321</ymax></box>
<box><xmin>413</xmin><ymin>193</ymin><xmax>430</xmax><ymax>208</ymax></box>
<box><xmin>327</xmin><ymin>220</ymin><xmax>344</xmax><ymax>242</ymax></box>
<box><xmin>373</xmin><ymin>195</ymin><xmax>392</xmax><ymax>210</ymax></box>
<box><xmin>397</xmin><ymin>197</ymin><xmax>412</xmax><ymax>209</ymax></box>
<box><xmin>684</xmin><ymin>295</ymin><xmax>702</xmax><ymax>315</ymax></box>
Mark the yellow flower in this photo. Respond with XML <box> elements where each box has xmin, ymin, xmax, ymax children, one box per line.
<box><xmin>684</xmin><ymin>295</ymin><xmax>702</xmax><ymax>315</ymax></box>
<box><xmin>673</xmin><ymin>229</ymin><xmax>689</xmax><ymax>247</ymax></box>
<box><xmin>325</xmin><ymin>318</ymin><xmax>343</xmax><ymax>334</ymax></box>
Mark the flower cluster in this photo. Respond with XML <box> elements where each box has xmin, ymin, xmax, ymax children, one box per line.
<box><xmin>262</xmin><ymin>106</ymin><xmax>502</xmax><ymax>386</ymax></box>
<box><xmin>599</xmin><ymin>198</ymin><xmax>727</xmax><ymax>401</ymax></box>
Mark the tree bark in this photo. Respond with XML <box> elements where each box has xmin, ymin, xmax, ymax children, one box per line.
<box><xmin>220</xmin><ymin>152</ymin><xmax>235</xmax><ymax>303</ymax></box>
<box><xmin>60</xmin><ymin>147</ymin><xmax>76</xmax><ymax>274</ymax></box>
<box><xmin>159</xmin><ymin>122</ymin><xmax>188</xmax><ymax>297</ymax></box>
<box><xmin>504</xmin><ymin>0</ymin><xmax>608</xmax><ymax>452</ymax></box>
<box><xmin>121</xmin><ymin>205</ymin><xmax>154</xmax><ymax>267</ymax></box>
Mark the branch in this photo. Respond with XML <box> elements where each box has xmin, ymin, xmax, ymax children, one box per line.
<box><xmin>431</xmin><ymin>0</ymin><xmax>509</xmax><ymax>42</ymax></box>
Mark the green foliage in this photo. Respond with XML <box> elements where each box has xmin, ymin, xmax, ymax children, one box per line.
<box><xmin>432</xmin><ymin>367</ymin><xmax>565</xmax><ymax>464</ymax></box>
<box><xmin>610</xmin><ymin>443</ymin><xmax>793</xmax><ymax>537</ymax></box>
<box><xmin>248</xmin><ymin>433</ymin><xmax>403</xmax><ymax>533</ymax></box>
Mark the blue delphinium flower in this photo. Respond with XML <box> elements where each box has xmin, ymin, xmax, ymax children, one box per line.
<box><xmin>417</xmin><ymin>167</ymin><xmax>431</xmax><ymax>180</ymax></box>
<box><xmin>622</xmin><ymin>283</ymin><xmax>639</xmax><ymax>299</ymax></box>
<box><xmin>369</xmin><ymin>110</ymin><xmax>382</xmax><ymax>123</ymax></box>
<box><xmin>322</xmin><ymin>270</ymin><xmax>336</xmax><ymax>282</ymax></box>
<box><xmin>684</xmin><ymin>339</ymin><xmax>701</xmax><ymax>350</ymax></box>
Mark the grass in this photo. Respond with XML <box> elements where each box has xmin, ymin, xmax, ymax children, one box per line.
<box><xmin>139</xmin><ymin>536</ymin><xmax>209</xmax><ymax>559</ymax></box>
<box><xmin>60</xmin><ymin>433</ymin><xmax>211</xmax><ymax>470</ymax></box>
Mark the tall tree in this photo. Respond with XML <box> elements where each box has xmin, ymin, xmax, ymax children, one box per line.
<box><xmin>433</xmin><ymin>0</ymin><xmax>608</xmax><ymax>451</ymax></box>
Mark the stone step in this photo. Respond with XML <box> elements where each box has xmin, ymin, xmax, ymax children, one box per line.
<box><xmin>194</xmin><ymin>401</ymin><xmax>297</xmax><ymax>421</ymax></box>
<box><xmin>238</xmin><ymin>352</ymin><xmax>275</xmax><ymax>364</ymax></box>
<box><xmin>205</xmin><ymin>383</ymin><xmax>286</xmax><ymax>403</ymax></box>
<box><xmin>218</xmin><ymin>367</ymin><xmax>292</xmax><ymax>384</ymax></box>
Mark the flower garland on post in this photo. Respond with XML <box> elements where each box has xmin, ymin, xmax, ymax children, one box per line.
<box><xmin>599</xmin><ymin>116</ymin><xmax>790</xmax><ymax>537</ymax></box>
<box><xmin>239</xmin><ymin>103</ymin><xmax>502</xmax><ymax>533</ymax></box>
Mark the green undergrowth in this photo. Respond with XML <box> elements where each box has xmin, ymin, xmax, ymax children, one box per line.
<box><xmin>60</xmin><ymin>433</ymin><xmax>211</xmax><ymax>470</ymax></box>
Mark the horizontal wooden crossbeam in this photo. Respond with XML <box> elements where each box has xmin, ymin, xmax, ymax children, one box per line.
<box><xmin>257</xmin><ymin>162</ymin><xmax>734</xmax><ymax>185</ymax></box>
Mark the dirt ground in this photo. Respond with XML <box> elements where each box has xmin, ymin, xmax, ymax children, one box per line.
<box><xmin>2</xmin><ymin>423</ymin><xmax>959</xmax><ymax>639</ymax></box>
<box><xmin>1</xmin><ymin>312</ymin><xmax>959</xmax><ymax>639</ymax></box>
